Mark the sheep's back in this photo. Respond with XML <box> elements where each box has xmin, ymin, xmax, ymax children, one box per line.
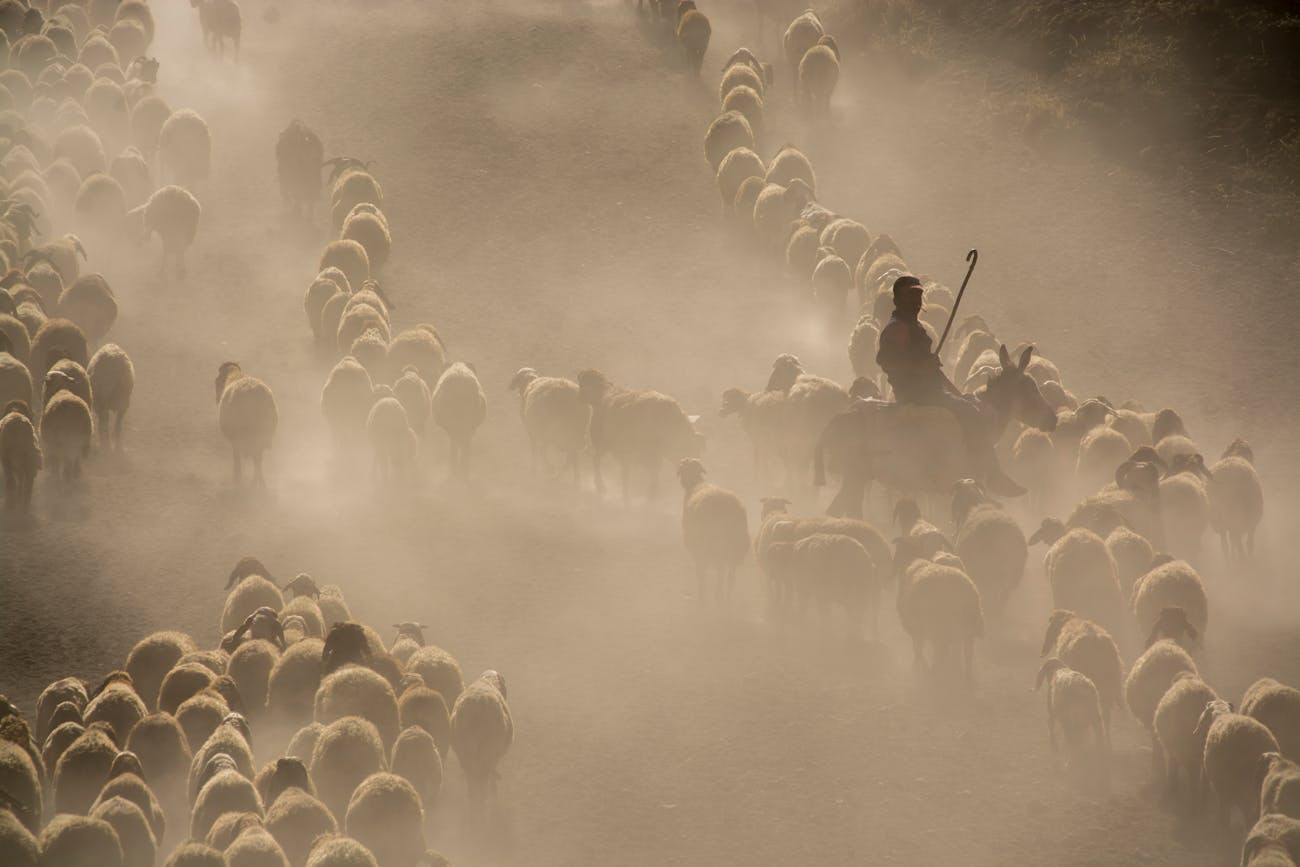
<box><xmin>683</xmin><ymin>484</ymin><xmax>749</xmax><ymax>564</ymax></box>
<box><xmin>219</xmin><ymin>376</ymin><xmax>277</xmax><ymax>449</ymax></box>
<box><xmin>603</xmin><ymin>389</ymin><xmax>696</xmax><ymax>460</ymax></box>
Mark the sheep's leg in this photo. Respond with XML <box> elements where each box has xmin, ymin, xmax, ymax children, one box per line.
<box><xmin>97</xmin><ymin>411</ymin><xmax>110</xmax><ymax>448</ymax></box>
<box><xmin>4</xmin><ymin>471</ymin><xmax>14</xmax><ymax>508</ymax></box>
<box><xmin>592</xmin><ymin>451</ymin><xmax>605</xmax><ymax>495</ymax></box>
<box><xmin>253</xmin><ymin>452</ymin><xmax>265</xmax><ymax>488</ymax></box>
<box><xmin>231</xmin><ymin>447</ymin><xmax>242</xmax><ymax>484</ymax></box>
<box><xmin>114</xmin><ymin>410</ymin><xmax>126</xmax><ymax>451</ymax></box>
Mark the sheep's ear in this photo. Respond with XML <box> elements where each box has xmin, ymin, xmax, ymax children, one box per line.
<box><xmin>1192</xmin><ymin>703</ymin><xmax>1215</xmax><ymax>740</ymax></box>
<box><xmin>687</xmin><ymin>414</ymin><xmax>701</xmax><ymax>426</ymax></box>
<box><xmin>1017</xmin><ymin>345</ymin><xmax>1034</xmax><ymax>372</ymax></box>
<box><xmin>993</xmin><ymin>343</ymin><xmax>1013</xmax><ymax>371</ymax></box>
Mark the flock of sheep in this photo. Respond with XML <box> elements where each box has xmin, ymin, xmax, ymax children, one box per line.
<box><xmin>0</xmin><ymin>0</ymin><xmax>1295</xmax><ymax>865</ymax></box>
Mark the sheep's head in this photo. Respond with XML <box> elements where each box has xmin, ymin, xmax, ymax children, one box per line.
<box><xmin>892</xmin><ymin>498</ymin><xmax>921</xmax><ymax>530</ymax></box>
<box><xmin>265</xmin><ymin>756</ymin><xmax>312</xmax><ymax>805</ymax></box>
<box><xmin>1257</xmin><ymin>752</ymin><xmax>1289</xmax><ymax>793</ymax></box>
<box><xmin>222</xmin><ymin>712</ymin><xmax>253</xmax><ymax>747</ymax></box>
<box><xmin>129</xmin><ymin>57</ymin><xmax>159</xmax><ymax>83</ymax></box>
<box><xmin>49</xmin><ymin>701</ymin><xmax>81</xmax><ymax>731</ymax></box>
<box><xmin>950</xmin><ymin>479</ymin><xmax>990</xmax><ymax>526</ymax></box>
<box><xmin>766</xmin><ymin>353</ymin><xmax>803</xmax><ymax>393</ymax></box>
<box><xmin>322</xmin><ymin>622</ymin><xmax>371</xmax><ymax>674</ymax></box>
<box><xmin>109</xmin><ymin>750</ymin><xmax>145</xmax><ymax>781</ymax></box>
<box><xmin>209</xmin><ymin>676</ymin><xmax>245</xmax><ymax>715</ymax></box>
<box><xmin>282</xmin><ymin>573</ymin><xmax>320</xmax><ymax>599</ymax></box>
<box><xmin>225</xmin><ymin>556</ymin><xmax>273</xmax><ymax>590</ymax></box>
<box><xmin>719</xmin><ymin>387</ymin><xmax>751</xmax><ymax>417</ymax></box>
<box><xmin>509</xmin><ymin>368</ymin><xmax>539</xmax><ymax>394</ymax></box>
<box><xmin>848</xmin><ymin>377</ymin><xmax>880</xmax><ymax>400</ymax></box>
<box><xmin>479</xmin><ymin>670</ymin><xmax>507</xmax><ymax>700</ymax></box>
<box><xmin>0</xmin><ymin>696</ymin><xmax>22</xmax><ymax>726</ymax></box>
<box><xmin>677</xmin><ymin>458</ymin><xmax>707</xmax><ymax>490</ymax></box>
<box><xmin>1146</xmin><ymin>605</ymin><xmax>1198</xmax><ymax>649</ymax></box>
<box><xmin>931</xmin><ymin>552</ymin><xmax>966</xmax><ymax>571</ymax></box>
<box><xmin>0</xmin><ymin>290</ymin><xmax>14</xmax><ymax>317</ymax></box>
<box><xmin>1222</xmin><ymin>438</ymin><xmax>1254</xmax><ymax>464</ymax></box>
<box><xmin>1116</xmin><ymin>458</ymin><xmax>1160</xmax><ymax>497</ymax></box>
<box><xmin>392</xmin><ymin>622</ymin><xmax>427</xmax><ymax>645</ymax></box>
<box><xmin>1168</xmin><ymin>452</ymin><xmax>1212</xmax><ymax>481</ymax></box>
<box><xmin>1192</xmin><ymin>699</ymin><xmax>1233</xmax><ymax>741</ymax></box>
<box><xmin>1040</xmin><ymin>610</ymin><xmax>1076</xmax><ymax>656</ymax></box>
<box><xmin>196</xmin><ymin>753</ymin><xmax>238</xmax><ymax>793</ymax></box>
<box><xmin>89</xmin><ymin>670</ymin><xmax>133</xmax><ymax>700</ymax></box>
<box><xmin>0</xmin><ymin>400</ymin><xmax>28</xmax><ymax>420</ymax></box>
<box><xmin>784</xmin><ymin>178</ymin><xmax>814</xmax><ymax>208</ymax></box>
<box><xmin>1028</xmin><ymin>517</ymin><xmax>1066</xmax><ymax>548</ymax></box>
<box><xmin>721</xmin><ymin>47</ymin><xmax>761</xmax><ymax>73</ymax></box>
<box><xmin>43</xmin><ymin>368</ymin><xmax>77</xmax><ymax>400</ymax></box>
<box><xmin>759</xmin><ymin>496</ymin><xmax>790</xmax><ymax>517</ymax></box>
<box><xmin>1152</xmin><ymin>408</ymin><xmax>1187</xmax><ymax>444</ymax></box>
<box><xmin>214</xmin><ymin>362</ymin><xmax>242</xmax><ymax>403</ymax></box>
<box><xmin>575</xmin><ymin>369</ymin><xmax>609</xmax><ymax>404</ymax></box>
<box><xmin>817</xmin><ymin>33</ymin><xmax>840</xmax><ymax>59</ymax></box>
<box><xmin>1034</xmin><ymin>657</ymin><xmax>1066</xmax><ymax>692</ymax></box>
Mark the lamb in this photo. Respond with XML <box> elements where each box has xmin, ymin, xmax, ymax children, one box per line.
<box><xmin>1208</xmin><ymin>439</ymin><xmax>1263</xmax><ymax>559</ymax></box>
<box><xmin>1040</xmin><ymin>610</ymin><xmax>1123</xmax><ymax>739</ymax></box>
<box><xmin>677</xmin><ymin>459</ymin><xmax>749</xmax><ymax>603</ymax></box>
<box><xmin>676</xmin><ymin>4</ymin><xmax>710</xmax><ymax>75</ymax></box>
<box><xmin>276</xmin><ymin>119</ymin><xmax>324</xmax><ymax>218</ymax></box>
<box><xmin>158</xmin><ymin>108</ymin><xmax>211</xmax><ymax>186</ymax></box>
<box><xmin>37</xmin><ymin>814</ymin><xmax>124</xmax><ymax>867</ymax></box>
<box><xmin>390</xmin><ymin>725</ymin><xmax>442</xmax><ymax>809</ymax></box>
<box><xmin>509</xmin><ymin>368</ymin><xmax>588</xmax><ymax>483</ymax></box>
<box><xmin>798</xmin><ymin>35</ymin><xmax>839</xmax><ymax>113</ymax></box>
<box><xmin>41</xmin><ymin>388</ymin><xmax>93</xmax><ymax>480</ymax></box>
<box><xmin>264</xmin><ymin>786</ymin><xmax>336</xmax><ymax>866</ymax></box>
<box><xmin>215</xmin><ymin>362</ymin><xmax>278</xmax><ymax>486</ymax></box>
<box><xmin>344</xmin><ymin>772</ymin><xmax>426</xmax><ymax>867</ymax></box>
<box><xmin>1131</xmin><ymin>559</ymin><xmax>1208</xmax><ymax>649</ymax></box>
<box><xmin>703</xmin><ymin>111</ymin><xmax>754</xmax><ymax>172</ymax></box>
<box><xmin>1124</xmin><ymin>637</ymin><xmax>1198</xmax><ymax>774</ymax></box>
<box><xmin>1029</xmin><ymin>518</ymin><xmax>1125</xmax><ymax>639</ymax></box>
<box><xmin>430</xmin><ymin>361</ymin><xmax>486</xmax><ymax>481</ymax></box>
<box><xmin>0</xmin><ymin>401</ymin><xmax>40</xmax><ymax>508</ymax></box>
<box><xmin>1241</xmin><ymin>678</ymin><xmax>1300</xmax><ymax>761</ymax></box>
<box><xmin>314</xmin><ymin>665</ymin><xmax>400</xmax><ymax>750</ymax></box>
<box><xmin>86</xmin><ymin>343</ymin><xmax>133</xmax><ymax>450</ymax></box>
<box><xmin>1152</xmin><ymin>671</ymin><xmax>1218</xmax><ymax>803</ymax></box>
<box><xmin>714</xmin><ymin>147</ymin><xmax>765</xmax><ymax>214</ymax></box>
<box><xmin>57</xmin><ymin>273</ymin><xmax>117</xmax><ymax>345</ymax></box>
<box><xmin>577</xmin><ymin>368</ymin><xmax>700</xmax><ymax>501</ymax></box>
<box><xmin>90</xmin><ymin>795</ymin><xmax>156</xmax><ymax>867</ymax></box>
<box><xmin>1241</xmin><ymin>814</ymin><xmax>1300</xmax><ymax>867</ymax></box>
<box><xmin>450</xmin><ymin>671</ymin><xmax>512</xmax><ymax>823</ymax></box>
<box><xmin>366</xmin><ymin>389</ymin><xmax>417</xmax><ymax>482</ymax></box>
<box><xmin>310</xmin><ymin>716</ymin><xmax>387</xmax><ymax>822</ymax></box>
<box><xmin>1034</xmin><ymin>658</ymin><xmax>1106</xmax><ymax>765</ymax></box>
<box><xmin>782</xmin><ymin>9</ymin><xmax>824</xmax><ymax>89</ymax></box>
<box><xmin>951</xmin><ymin>480</ymin><xmax>1028</xmax><ymax>610</ymax></box>
<box><xmin>133</xmin><ymin>184</ymin><xmax>201</xmax><ymax>276</ymax></box>
<box><xmin>1260</xmin><ymin>752</ymin><xmax>1300</xmax><ymax>819</ymax></box>
<box><xmin>892</xmin><ymin>536</ymin><xmax>983</xmax><ymax>679</ymax></box>
<box><xmin>1195</xmin><ymin>699</ymin><xmax>1281</xmax><ymax>830</ymax></box>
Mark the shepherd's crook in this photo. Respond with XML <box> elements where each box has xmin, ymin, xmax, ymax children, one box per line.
<box><xmin>935</xmin><ymin>248</ymin><xmax>978</xmax><ymax>355</ymax></box>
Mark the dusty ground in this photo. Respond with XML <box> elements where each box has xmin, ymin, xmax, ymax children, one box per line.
<box><xmin>2</xmin><ymin>0</ymin><xmax>1298</xmax><ymax>864</ymax></box>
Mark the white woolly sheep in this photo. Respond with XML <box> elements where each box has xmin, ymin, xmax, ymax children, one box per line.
<box><xmin>0</xmin><ymin>808</ymin><xmax>38</xmax><ymax>866</ymax></box>
<box><xmin>335</xmin><ymin>304</ymin><xmax>389</xmax><ymax>358</ymax></box>
<box><xmin>191</xmin><ymin>767</ymin><xmax>264</xmax><ymax>841</ymax></box>
<box><xmin>786</xmin><ymin>222</ymin><xmax>821</xmax><ymax>281</ymax></box>
<box><xmin>820</xmin><ymin>218</ymin><xmax>870</xmax><ymax>269</ymax></box>
<box><xmin>320</xmin><ymin>241</ymin><xmax>370</xmax><ymax>298</ymax></box>
<box><xmin>1153</xmin><ymin>672</ymin><xmax>1218</xmax><ymax>803</ymax></box>
<box><xmin>1034</xmin><ymin>657</ymin><xmax>1106</xmax><ymax>766</ymax></box>
<box><xmin>721</xmin><ymin>85</ymin><xmax>762</xmax><ymax>142</ymax></box>
<box><xmin>0</xmin><ymin>402</ymin><xmax>40</xmax><ymax>509</ymax></box>
<box><xmin>329</xmin><ymin>166</ymin><xmax>383</xmax><ymax>232</ymax></box>
<box><xmin>83</xmin><ymin>673</ymin><xmax>147</xmax><ymax>746</ymax></box>
<box><xmin>215</xmin><ymin>362</ymin><xmax>278</xmax><ymax>486</ymax></box>
<box><xmin>36</xmin><ymin>677</ymin><xmax>89</xmax><ymax>746</ymax></box>
<box><xmin>390</xmin><ymin>725</ymin><xmax>442</xmax><ymax>810</ymax></box>
<box><xmin>0</xmin><ymin>314</ymin><xmax>32</xmax><ymax>363</ymax></box>
<box><xmin>798</xmin><ymin>35</ymin><xmax>839</xmax><ymax>113</ymax></box>
<box><xmin>389</xmin><ymin>624</ymin><xmax>426</xmax><ymax>668</ymax></box>
<box><xmin>1125</xmin><ymin>638</ymin><xmax>1198</xmax><ymax>774</ymax></box>
<box><xmin>31</xmin><ymin>317</ymin><xmax>89</xmax><ymax>380</ymax></box>
<box><xmin>753</xmin><ymin>179</ymin><xmax>815</xmax><ymax>250</ymax></box>
<box><xmin>55</xmin><ymin>124</ymin><xmax>108</xmax><ymax>177</ymax></box>
<box><xmin>1209</xmin><ymin>440</ymin><xmax>1263</xmax><ymax>559</ymax></box>
<box><xmin>87</xmin><ymin>343</ymin><xmax>133</xmax><ymax>450</ymax></box>
<box><xmin>282</xmin><ymin>594</ymin><xmax>326</xmax><ymax>638</ymax></box>
<box><xmin>1105</xmin><ymin>525</ymin><xmax>1154</xmax><ymax>597</ymax></box>
<box><xmin>310</xmin><ymin>716</ymin><xmax>387</xmax><ymax>822</ymax></box>
<box><xmin>43</xmin><ymin>358</ymin><xmax>94</xmax><ymax>412</ymax></box>
<box><xmin>367</xmin><ymin>391</ymin><xmax>417</xmax><ymax>482</ymax></box>
<box><xmin>135</xmin><ymin>184</ymin><xmax>201</xmax><ymax>276</ymax></box>
<box><xmin>320</xmin><ymin>356</ymin><xmax>373</xmax><ymax>447</ymax></box>
<box><xmin>304</xmin><ymin>274</ymin><xmax>345</xmax><ymax>340</ymax></box>
<box><xmin>811</xmin><ymin>250</ymin><xmax>852</xmax><ymax>318</ymax></box>
<box><xmin>56</xmin><ymin>273</ymin><xmax>117</xmax><ymax>345</ymax></box>
<box><xmin>450</xmin><ymin>670</ymin><xmax>512</xmax><ymax>822</ymax></box>
<box><xmin>782</xmin><ymin>9</ymin><xmax>823</xmax><ymax>89</ymax></box>
<box><xmin>1040</xmin><ymin>610</ymin><xmax>1123</xmax><ymax>739</ymax></box>
<box><xmin>732</xmin><ymin>175</ymin><xmax>766</xmax><ymax>224</ymax></box>
<box><xmin>764</xmin><ymin>144</ymin><xmax>816</xmax><ymax>194</ymax></box>
<box><xmin>1242</xmin><ymin>678</ymin><xmax>1300</xmax><ymax>762</ymax></box>
<box><xmin>771</xmin><ymin>531</ymin><xmax>881</xmax><ymax>637</ymax></box>
<box><xmin>225</xmin><ymin>827</ymin><xmax>290</xmax><ymax>867</ymax></box>
<box><xmin>1195</xmin><ymin>699</ymin><xmax>1281</xmax><ymax>831</ymax></box>
<box><xmin>187</xmin><ymin>713</ymin><xmax>256</xmax><ymax>803</ymax></box>
<box><xmin>397</xmin><ymin>677</ymin><xmax>450</xmax><ymax>757</ymax></box>
<box><xmin>267</xmin><ymin>639</ymin><xmax>324</xmax><ymax>728</ymax></box>
<box><xmin>158</xmin><ymin>108</ymin><xmax>210</xmax><ymax>187</ymax></box>
<box><xmin>131</xmin><ymin>94</ymin><xmax>170</xmax><ymax>156</ymax></box>
<box><xmin>90</xmin><ymin>794</ymin><xmax>156</xmax><ymax>867</ymax></box>
<box><xmin>92</xmin><ymin>775</ymin><xmax>164</xmax><ymax>841</ymax></box>
<box><xmin>1029</xmin><ymin>519</ymin><xmax>1124</xmax><ymax>639</ymax></box>
<box><xmin>344</xmin><ymin>772</ymin><xmax>426</xmax><ymax>867</ymax></box>
<box><xmin>429</xmin><ymin>361</ymin><xmax>486</xmax><ymax>480</ymax></box>
<box><xmin>38</xmin><ymin>814</ymin><xmax>123</xmax><ymax>867</ymax></box>
<box><xmin>125</xmin><ymin>711</ymin><xmax>191</xmax><ymax>796</ymax></box>
<box><xmin>264</xmin><ymin>787</ymin><xmax>336</xmax><ymax>866</ymax></box>
<box><xmin>341</xmin><ymin>207</ymin><xmax>391</xmax><ymax>273</ymax></box>
<box><xmin>386</xmin><ymin>326</ymin><xmax>446</xmax><ymax>390</ymax></box>
<box><xmin>74</xmin><ymin>172</ymin><xmax>128</xmax><ymax>240</ymax></box>
<box><xmin>1159</xmin><ymin>454</ymin><xmax>1212</xmax><ymax>556</ymax></box>
<box><xmin>678</xmin><ymin>458</ymin><xmax>749</xmax><ymax>603</ymax></box>
<box><xmin>1131</xmin><ymin>558</ymin><xmax>1207</xmax><ymax>649</ymax></box>
<box><xmin>509</xmin><ymin>368</ymin><xmax>588</xmax><ymax>483</ymax></box>
<box><xmin>951</xmin><ymin>481</ymin><xmax>1028</xmax><ymax>610</ymax></box>
<box><xmin>227</xmin><ymin>639</ymin><xmax>280</xmax><ymax>718</ymax></box>
<box><xmin>41</xmin><ymin>388</ymin><xmax>93</xmax><ymax>480</ymax></box>
<box><xmin>222</xmin><ymin>561</ymin><xmax>285</xmax><ymax>634</ymax></box>
<box><xmin>1076</xmin><ymin>425</ymin><xmax>1132</xmax><ymax>493</ymax></box>
<box><xmin>174</xmin><ymin>693</ymin><xmax>227</xmax><ymax>754</ymax></box>
<box><xmin>892</xmin><ymin>536</ymin><xmax>983</xmax><ymax>680</ymax></box>
<box><xmin>314</xmin><ymin>665</ymin><xmax>400</xmax><ymax>750</ymax></box>
<box><xmin>703</xmin><ymin>111</ymin><xmax>754</xmax><ymax>172</ymax></box>
<box><xmin>719</xmin><ymin>61</ymin><xmax>765</xmax><ymax>105</ymax></box>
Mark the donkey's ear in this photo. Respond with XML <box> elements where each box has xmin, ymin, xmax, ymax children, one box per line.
<box><xmin>1018</xmin><ymin>345</ymin><xmax>1034</xmax><ymax>372</ymax></box>
<box><xmin>998</xmin><ymin>344</ymin><xmax>1012</xmax><ymax>370</ymax></box>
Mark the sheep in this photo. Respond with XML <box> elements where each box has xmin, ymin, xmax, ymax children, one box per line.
<box><xmin>191</xmin><ymin>0</ymin><xmax>240</xmax><ymax>57</ymax></box>
<box><xmin>285</xmin><ymin>724</ymin><xmax>324</xmax><ymax>765</ymax></box>
<box><xmin>129</xmin><ymin>184</ymin><xmax>201</xmax><ymax>277</ymax></box>
<box><xmin>577</xmin><ymin>368</ymin><xmax>700</xmax><ymax>501</ymax></box>
<box><xmin>390</xmin><ymin>725</ymin><xmax>442</xmax><ymax>810</ymax></box>
<box><xmin>342</xmin><ymin>772</ymin><xmax>426</xmax><ymax>866</ymax></box>
<box><xmin>753</xmin><ymin>179</ymin><xmax>815</xmax><ymax>250</ymax></box>
<box><xmin>303</xmin><ymin>835</ymin><xmax>379</xmax><ymax>867</ymax></box>
<box><xmin>771</xmin><ymin>531</ymin><xmax>881</xmax><ymax>636</ymax></box>
<box><xmin>718</xmin><ymin>385</ymin><xmax>788</xmax><ymax>483</ymax></box>
<box><xmin>90</xmin><ymin>795</ymin><xmax>155</xmax><ymax>867</ymax></box>
<box><xmin>225</xmin><ymin>827</ymin><xmax>290</xmax><ymax>867</ymax></box>
<box><xmin>388</xmin><ymin>624</ymin><xmax>426</xmax><ymax>668</ymax></box>
<box><xmin>1124</xmin><ymin>638</ymin><xmax>1198</xmax><ymax>775</ymax></box>
<box><xmin>304</xmin><ymin>273</ymin><xmax>346</xmax><ymax>340</ymax></box>
<box><xmin>678</xmin><ymin>458</ymin><xmax>749</xmax><ymax>603</ymax></box>
<box><xmin>1075</xmin><ymin>425</ymin><xmax>1132</xmax><ymax>493</ymax></box>
<box><xmin>1208</xmin><ymin>440</ymin><xmax>1263</xmax><ymax>559</ymax></box>
<box><xmin>450</xmin><ymin>671</ymin><xmax>512</xmax><ymax>823</ymax></box>
<box><xmin>227</xmin><ymin>639</ymin><xmax>280</xmax><ymax>718</ymax></box>
<box><xmin>30</xmin><ymin>317</ymin><xmax>89</xmax><ymax>380</ymax></box>
<box><xmin>40</xmin><ymin>388</ymin><xmax>92</xmax><ymax>481</ymax></box>
<box><xmin>83</xmin><ymin>673</ymin><xmax>146</xmax><ymax>746</ymax></box>
<box><xmin>158</xmin><ymin>108</ymin><xmax>210</xmax><ymax>187</ymax></box>
<box><xmin>215</xmin><ymin>362</ymin><xmax>278</xmax><ymax>486</ymax></box>
<box><xmin>319</xmin><ymin>355</ymin><xmax>373</xmax><ymax>448</ymax></box>
<box><xmin>314</xmin><ymin>665</ymin><xmax>400</xmax><ymax>750</ymax></box>
<box><xmin>1242</xmin><ymin>814</ymin><xmax>1300</xmax><ymax>867</ymax></box>
<box><xmin>0</xmin><ymin>807</ymin><xmax>38</xmax><ymax>867</ymax></box>
<box><xmin>1260</xmin><ymin>752</ymin><xmax>1300</xmax><ymax>819</ymax></box>
<box><xmin>1131</xmin><ymin>559</ymin><xmax>1207</xmax><ymax>649</ymax></box>
<box><xmin>310</xmin><ymin>716</ymin><xmax>387</xmax><ymax>822</ymax></box>
<box><xmin>785</xmin><ymin>222</ymin><xmax>820</xmax><ymax>281</ymax></box>
<box><xmin>37</xmin><ymin>814</ymin><xmax>124</xmax><ymax>867</ymax></box>
<box><xmin>276</xmin><ymin>119</ymin><xmax>323</xmax><ymax>218</ymax></box>
<box><xmin>43</xmin><ymin>358</ymin><xmax>94</xmax><ymax>412</ymax></box>
<box><xmin>397</xmin><ymin>678</ymin><xmax>450</xmax><ymax>757</ymax></box>
<box><xmin>385</xmin><ymin>326</ymin><xmax>445</xmax><ymax>390</ymax></box>
<box><xmin>0</xmin><ymin>401</ymin><xmax>39</xmax><ymax>508</ymax></box>
<box><xmin>222</xmin><ymin>559</ymin><xmax>285</xmax><ymax>630</ymax></box>
<box><xmin>43</xmin><ymin>721</ymin><xmax>87</xmax><ymax>787</ymax></box>
<box><xmin>191</xmin><ymin>767</ymin><xmax>264</xmax><ymax>841</ymax></box>
<box><xmin>811</xmin><ymin>250</ymin><xmax>852</xmax><ymax>318</ymax></box>
<box><xmin>365</xmin><ymin>389</ymin><xmax>416</xmax><ymax>482</ymax></box>
<box><xmin>1105</xmin><ymin>525</ymin><xmax>1154</xmax><ymax>597</ymax></box>
<box><xmin>341</xmin><ymin>208</ymin><xmax>391</xmax><ymax>273</ymax></box>
<box><xmin>798</xmin><ymin>35</ymin><xmax>839</xmax><ymax>113</ymax></box>
<box><xmin>125</xmin><ymin>712</ymin><xmax>191</xmax><ymax>794</ymax></box>
<box><xmin>56</xmin><ymin>273</ymin><xmax>117</xmax><ymax>345</ymax></box>
<box><xmin>0</xmin><ymin>314</ymin><xmax>31</xmax><ymax>364</ymax></box>
<box><xmin>163</xmin><ymin>842</ymin><xmax>226</xmax><ymax>866</ymax></box>
<box><xmin>86</xmin><ymin>343</ymin><xmax>133</xmax><ymax>450</ymax></box>
<box><xmin>508</xmin><ymin>368</ymin><xmax>588</xmax><ymax>483</ymax></box>
<box><xmin>0</xmin><ymin>739</ymin><xmax>40</xmax><ymax>833</ymax></box>
<box><xmin>950</xmin><ymin>481</ymin><xmax>1028</xmax><ymax>611</ymax></box>
<box><xmin>74</xmin><ymin>172</ymin><xmax>128</xmax><ymax>241</ymax></box>
<box><xmin>131</xmin><ymin>93</ymin><xmax>170</xmax><ymax>156</ymax></box>
<box><xmin>53</xmin><ymin>722</ymin><xmax>118</xmax><ymax>813</ymax></box>
<box><xmin>1158</xmin><ymin>453</ymin><xmax>1212</xmax><ymax>556</ymax></box>
<box><xmin>328</xmin><ymin>164</ymin><xmax>383</xmax><ymax>227</ymax></box>
<box><xmin>174</xmin><ymin>691</ymin><xmax>228</xmax><ymax>753</ymax></box>
<box><xmin>782</xmin><ymin>9</ymin><xmax>824</xmax><ymax>89</ymax></box>
<box><xmin>429</xmin><ymin>361</ymin><xmax>486</xmax><ymax>481</ymax></box>
<box><xmin>1196</xmin><ymin>699</ymin><xmax>1281</xmax><ymax>830</ymax></box>
<box><xmin>36</xmin><ymin>677</ymin><xmax>88</xmax><ymax>746</ymax></box>
<box><xmin>764</xmin><ymin>145</ymin><xmax>816</xmax><ymax>193</ymax></box>
<box><xmin>187</xmin><ymin>713</ymin><xmax>256</xmax><ymax>803</ymax></box>
<box><xmin>282</xmin><ymin>595</ymin><xmax>326</xmax><ymax>639</ymax></box>
<box><xmin>1040</xmin><ymin>610</ymin><xmax>1123</xmax><ymax>739</ymax></box>
<box><xmin>676</xmin><ymin>4</ymin><xmax>710</xmax><ymax>75</ymax></box>
<box><xmin>733</xmin><ymin>175</ymin><xmax>766</xmax><ymax>225</ymax></box>
<box><xmin>1241</xmin><ymin>678</ymin><xmax>1300</xmax><ymax>761</ymax></box>
<box><xmin>55</xmin><ymin>124</ymin><xmax>109</xmax><ymax>177</ymax></box>
<box><xmin>719</xmin><ymin>61</ymin><xmax>766</xmax><ymax>105</ymax></box>
<box><xmin>892</xmin><ymin>536</ymin><xmax>983</xmax><ymax>679</ymax></box>
<box><xmin>1034</xmin><ymin>658</ymin><xmax>1106</xmax><ymax>766</ymax></box>
<box><xmin>264</xmin><ymin>786</ymin><xmax>336</xmax><ymax>866</ymax></box>
<box><xmin>1152</xmin><ymin>672</ymin><xmax>1218</xmax><ymax>804</ymax></box>
<box><xmin>721</xmin><ymin>85</ymin><xmax>762</xmax><ymax>143</ymax></box>
<box><xmin>703</xmin><ymin>111</ymin><xmax>754</xmax><ymax>172</ymax></box>
<box><xmin>1028</xmin><ymin>518</ymin><xmax>1124</xmax><ymax>638</ymax></box>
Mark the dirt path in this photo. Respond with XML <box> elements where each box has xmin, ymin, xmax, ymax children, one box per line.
<box><xmin>1</xmin><ymin>0</ymin><xmax>1296</xmax><ymax>864</ymax></box>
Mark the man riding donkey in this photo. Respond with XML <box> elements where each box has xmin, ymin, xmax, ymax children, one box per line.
<box><xmin>814</xmin><ymin>270</ymin><xmax>1058</xmax><ymax>517</ymax></box>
